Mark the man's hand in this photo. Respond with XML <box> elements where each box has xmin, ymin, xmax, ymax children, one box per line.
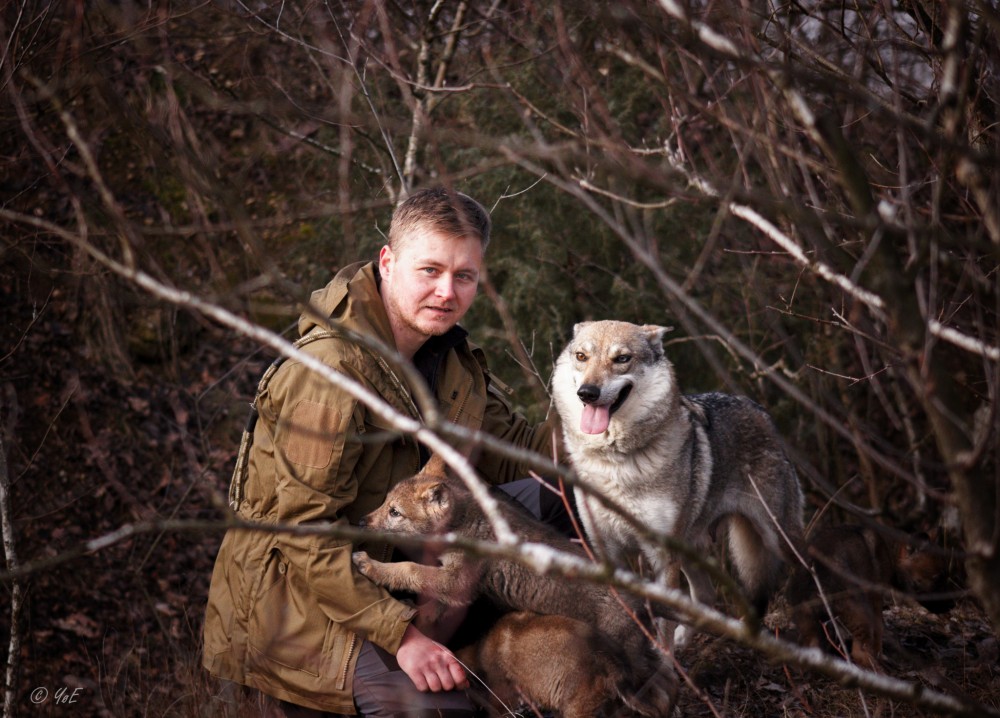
<box><xmin>395</xmin><ymin>624</ymin><xmax>469</xmax><ymax>693</ymax></box>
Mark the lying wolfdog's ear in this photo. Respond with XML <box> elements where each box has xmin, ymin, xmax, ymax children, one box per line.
<box><xmin>572</xmin><ymin>321</ymin><xmax>593</xmax><ymax>336</ymax></box>
<box><xmin>422</xmin><ymin>481</ymin><xmax>450</xmax><ymax>508</ymax></box>
<box><xmin>420</xmin><ymin>454</ymin><xmax>450</xmax><ymax>480</ymax></box>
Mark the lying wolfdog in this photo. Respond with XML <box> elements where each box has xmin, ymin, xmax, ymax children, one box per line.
<box><xmin>787</xmin><ymin>523</ymin><xmax>958</xmax><ymax>669</ymax></box>
<box><xmin>352</xmin><ymin>456</ymin><xmax>677</xmax><ymax>717</ymax></box>
<box><xmin>456</xmin><ymin>611</ymin><xmax>654</xmax><ymax>718</ymax></box>
<box><xmin>551</xmin><ymin>320</ymin><xmax>805</xmax><ymax>636</ymax></box>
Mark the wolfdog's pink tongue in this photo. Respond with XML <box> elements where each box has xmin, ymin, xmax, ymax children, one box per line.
<box><xmin>580</xmin><ymin>404</ymin><xmax>611</xmax><ymax>435</ymax></box>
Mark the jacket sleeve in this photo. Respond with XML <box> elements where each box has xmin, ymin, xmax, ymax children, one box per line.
<box><xmin>261</xmin><ymin>351</ymin><xmax>416</xmax><ymax>654</ymax></box>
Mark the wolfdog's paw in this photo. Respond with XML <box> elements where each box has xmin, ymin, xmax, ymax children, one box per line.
<box><xmin>352</xmin><ymin>551</ymin><xmax>372</xmax><ymax>574</ymax></box>
<box><xmin>673</xmin><ymin>622</ymin><xmax>694</xmax><ymax>647</ymax></box>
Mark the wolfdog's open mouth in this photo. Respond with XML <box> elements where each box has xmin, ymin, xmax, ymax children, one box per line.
<box><xmin>610</xmin><ymin>383</ymin><xmax>632</xmax><ymax>415</ymax></box>
<box><xmin>580</xmin><ymin>383</ymin><xmax>633</xmax><ymax>435</ymax></box>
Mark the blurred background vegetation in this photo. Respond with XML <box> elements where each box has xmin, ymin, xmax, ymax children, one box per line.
<box><xmin>1</xmin><ymin>1</ymin><xmax>997</xmax><ymax>715</ymax></box>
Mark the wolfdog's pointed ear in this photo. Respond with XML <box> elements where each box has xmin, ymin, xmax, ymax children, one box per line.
<box><xmin>572</xmin><ymin>321</ymin><xmax>593</xmax><ymax>336</ymax></box>
<box><xmin>423</xmin><ymin>481</ymin><xmax>450</xmax><ymax>507</ymax></box>
<box><xmin>640</xmin><ymin>324</ymin><xmax>673</xmax><ymax>355</ymax></box>
<box><xmin>421</xmin><ymin>454</ymin><xmax>450</xmax><ymax>480</ymax></box>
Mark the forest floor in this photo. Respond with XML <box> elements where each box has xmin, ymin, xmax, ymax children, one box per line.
<box><xmin>2</xmin><ymin>273</ymin><xmax>998</xmax><ymax>718</ymax></box>
<box><xmin>675</xmin><ymin>599</ymin><xmax>998</xmax><ymax>717</ymax></box>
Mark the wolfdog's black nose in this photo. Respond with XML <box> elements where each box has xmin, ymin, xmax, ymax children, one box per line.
<box><xmin>577</xmin><ymin>384</ymin><xmax>601</xmax><ymax>404</ymax></box>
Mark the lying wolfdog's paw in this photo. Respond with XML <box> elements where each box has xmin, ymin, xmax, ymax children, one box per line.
<box><xmin>352</xmin><ymin>551</ymin><xmax>372</xmax><ymax>575</ymax></box>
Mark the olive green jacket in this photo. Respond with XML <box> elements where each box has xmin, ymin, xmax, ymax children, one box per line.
<box><xmin>202</xmin><ymin>261</ymin><xmax>557</xmax><ymax>714</ymax></box>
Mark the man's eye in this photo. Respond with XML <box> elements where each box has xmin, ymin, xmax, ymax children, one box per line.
<box><xmin>575</xmin><ymin>352</ymin><xmax>587</xmax><ymax>362</ymax></box>
<box><xmin>614</xmin><ymin>354</ymin><xmax>632</xmax><ymax>364</ymax></box>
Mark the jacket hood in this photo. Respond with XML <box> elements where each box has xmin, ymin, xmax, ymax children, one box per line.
<box><xmin>298</xmin><ymin>261</ymin><xmax>396</xmax><ymax>346</ymax></box>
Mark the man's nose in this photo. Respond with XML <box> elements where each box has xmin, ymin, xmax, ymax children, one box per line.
<box><xmin>434</xmin><ymin>275</ymin><xmax>456</xmax><ymax>300</ymax></box>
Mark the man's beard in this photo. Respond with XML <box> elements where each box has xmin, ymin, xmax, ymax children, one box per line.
<box><xmin>386</xmin><ymin>290</ymin><xmax>454</xmax><ymax>340</ymax></box>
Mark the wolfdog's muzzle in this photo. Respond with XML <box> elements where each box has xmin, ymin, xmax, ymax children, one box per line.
<box><xmin>576</xmin><ymin>383</ymin><xmax>632</xmax><ymax>434</ymax></box>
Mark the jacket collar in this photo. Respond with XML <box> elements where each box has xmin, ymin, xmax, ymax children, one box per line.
<box><xmin>298</xmin><ymin>261</ymin><xmax>393</xmax><ymax>344</ymax></box>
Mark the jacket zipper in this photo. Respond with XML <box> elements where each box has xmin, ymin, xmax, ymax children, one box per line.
<box><xmin>338</xmin><ymin>632</ymin><xmax>357</xmax><ymax>691</ymax></box>
<box><xmin>451</xmin><ymin>383</ymin><xmax>471</xmax><ymax>424</ymax></box>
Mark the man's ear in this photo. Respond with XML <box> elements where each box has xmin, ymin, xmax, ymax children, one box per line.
<box><xmin>378</xmin><ymin>245</ymin><xmax>394</xmax><ymax>281</ymax></box>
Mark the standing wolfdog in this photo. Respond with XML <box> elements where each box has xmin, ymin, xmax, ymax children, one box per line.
<box><xmin>552</xmin><ymin>320</ymin><xmax>804</xmax><ymax>632</ymax></box>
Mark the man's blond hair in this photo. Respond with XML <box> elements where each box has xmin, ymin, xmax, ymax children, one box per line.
<box><xmin>388</xmin><ymin>187</ymin><xmax>491</xmax><ymax>252</ymax></box>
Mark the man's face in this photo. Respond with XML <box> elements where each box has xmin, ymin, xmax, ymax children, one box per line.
<box><xmin>379</xmin><ymin>229</ymin><xmax>483</xmax><ymax>358</ymax></box>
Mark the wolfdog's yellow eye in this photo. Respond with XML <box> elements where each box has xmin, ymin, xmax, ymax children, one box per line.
<box><xmin>575</xmin><ymin>352</ymin><xmax>587</xmax><ymax>362</ymax></box>
<box><xmin>614</xmin><ymin>354</ymin><xmax>632</xmax><ymax>364</ymax></box>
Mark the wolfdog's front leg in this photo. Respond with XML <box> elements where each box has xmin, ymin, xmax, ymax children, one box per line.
<box><xmin>352</xmin><ymin>551</ymin><xmax>476</xmax><ymax>606</ymax></box>
<box><xmin>655</xmin><ymin>557</ymin><xmax>688</xmax><ymax>647</ymax></box>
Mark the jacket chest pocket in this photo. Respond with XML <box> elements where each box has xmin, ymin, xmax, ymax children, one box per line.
<box><xmin>441</xmin><ymin>385</ymin><xmax>485</xmax><ymax>429</ymax></box>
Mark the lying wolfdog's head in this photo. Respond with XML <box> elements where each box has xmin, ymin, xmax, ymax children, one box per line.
<box><xmin>361</xmin><ymin>456</ymin><xmax>455</xmax><ymax>535</ymax></box>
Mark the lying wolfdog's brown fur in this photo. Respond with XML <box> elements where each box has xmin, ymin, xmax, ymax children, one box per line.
<box><xmin>457</xmin><ymin>611</ymin><xmax>655</xmax><ymax>718</ymax></box>
<box><xmin>787</xmin><ymin>524</ymin><xmax>958</xmax><ymax>669</ymax></box>
<box><xmin>353</xmin><ymin>456</ymin><xmax>677</xmax><ymax>717</ymax></box>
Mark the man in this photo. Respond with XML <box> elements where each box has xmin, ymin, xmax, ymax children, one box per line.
<box><xmin>203</xmin><ymin>188</ymin><xmax>562</xmax><ymax>717</ymax></box>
